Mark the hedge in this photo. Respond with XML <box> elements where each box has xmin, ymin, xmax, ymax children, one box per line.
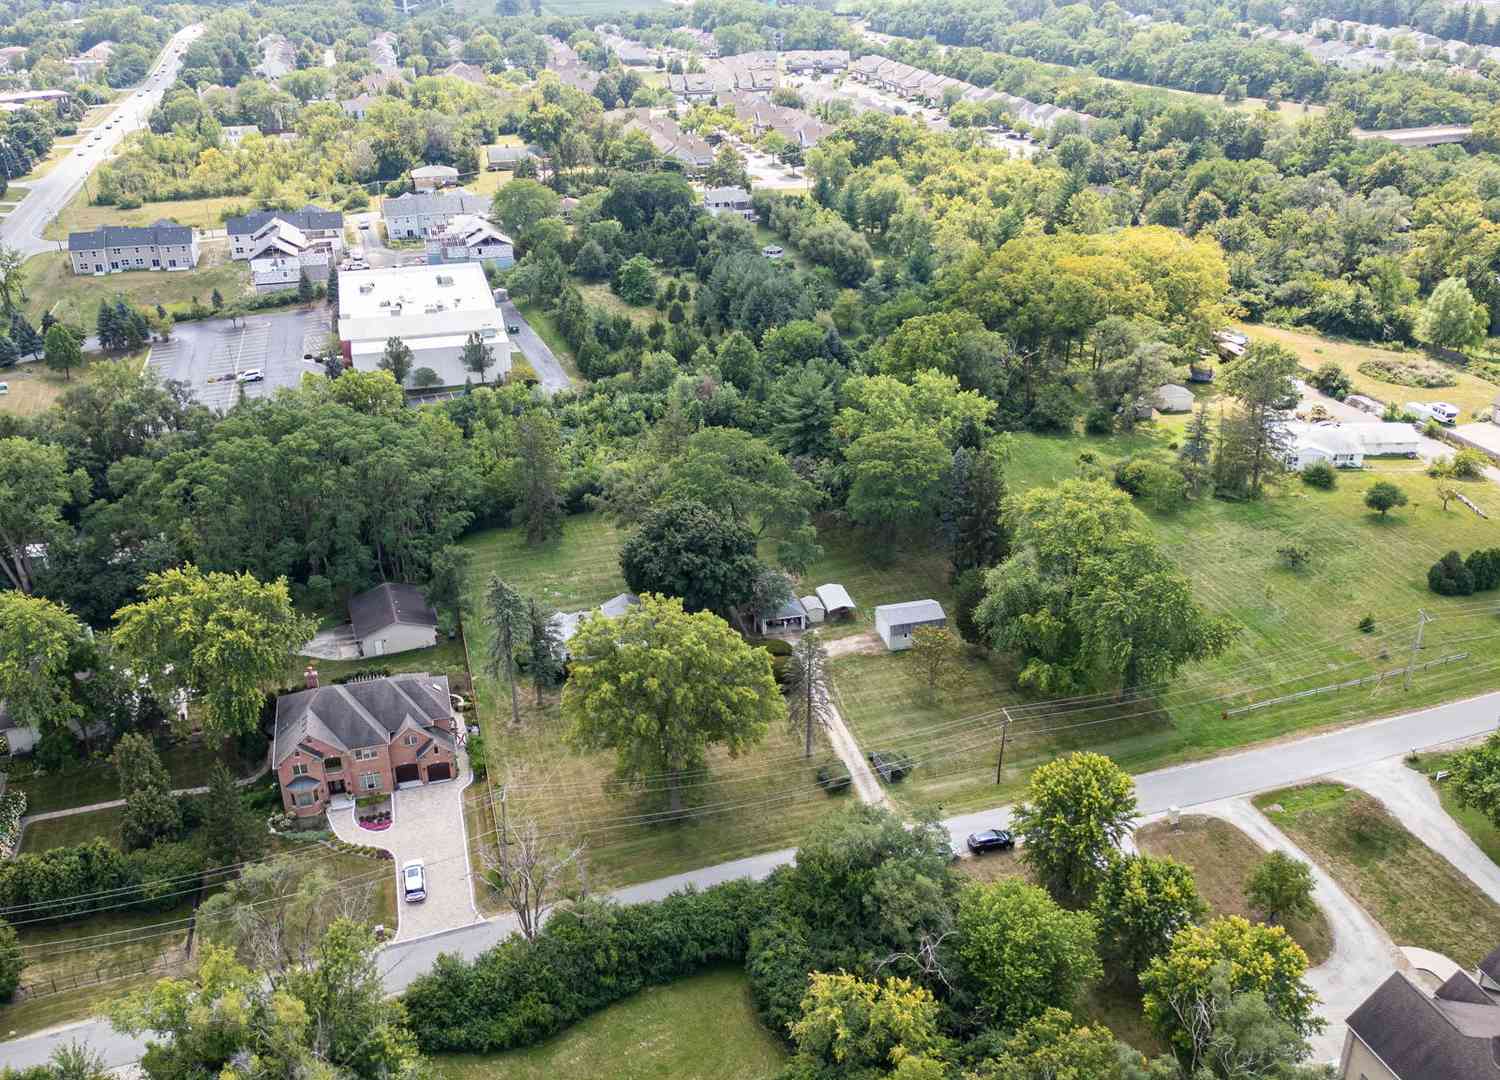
<box><xmin>401</xmin><ymin>878</ymin><xmax>774</xmax><ymax>1053</ymax></box>
<box><xmin>0</xmin><ymin>838</ymin><xmax>205</xmax><ymax>920</ymax></box>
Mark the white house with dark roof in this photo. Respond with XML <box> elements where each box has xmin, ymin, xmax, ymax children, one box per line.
<box><xmin>703</xmin><ymin>185</ymin><xmax>755</xmax><ymax>219</ymax></box>
<box><xmin>272</xmin><ymin>671</ymin><xmax>457</xmax><ymax>816</ymax></box>
<box><xmin>381</xmin><ymin>189</ymin><xmax>489</xmax><ymax>240</ymax></box>
<box><xmin>411</xmin><ymin>163</ymin><xmax>461</xmax><ymax>191</ymax></box>
<box><xmin>874</xmin><ymin>599</ymin><xmax>947</xmax><ymax>651</ymax></box>
<box><xmin>486</xmin><ymin>144</ymin><xmax>539</xmax><ymax>170</ymax></box>
<box><xmin>549</xmin><ymin>592</ymin><xmax>640</xmax><ymax>658</ymax></box>
<box><xmin>349</xmin><ymin>582</ymin><xmax>438</xmax><ymax>657</ymax></box>
<box><xmin>68</xmin><ymin>222</ymin><xmax>198</xmax><ymax>276</ymax></box>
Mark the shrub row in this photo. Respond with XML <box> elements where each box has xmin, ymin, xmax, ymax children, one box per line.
<box><xmin>1357</xmin><ymin>355</ymin><xmax>1456</xmax><ymax>389</ymax></box>
<box><xmin>1429</xmin><ymin>548</ymin><xmax>1500</xmax><ymax>596</ymax></box>
<box><xmin>401</xmin><ymin>878</ymin><xmax>774</xmax><ymax>1053</ymax></box>
<box><xmin>0</xmin><ymin>838</ymin><xmax>205</xmax><ymax>921</ymax></box>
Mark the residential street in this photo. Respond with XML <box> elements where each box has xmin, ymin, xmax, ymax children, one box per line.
<box><xmin>0</xmin><ymin>24</ymin><xmax>203</xmax><ymax>258</ymax></box>
<box><xmin>7</xmin><ymin>689</ymin><xmax>1500</xmax><ymax>1070</ymax></box>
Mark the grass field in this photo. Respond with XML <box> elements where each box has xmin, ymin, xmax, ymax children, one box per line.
<box><xmin>43</xmin><ymin>189</ymin><xmax>253</xmax><ymax>240</ymax></box>
<box><xmin>1408</xmin><ymin>751</ymin><xmax>1500</xmax><ymax>867</ymax></box>
<box><xmin>9</xmin><ymin>738</ymin><xmax>260</xmax><ymax>815</ymax></box>
<box><xmin>19</xmin><ymin>806</ymin><xmax>126</xmax><ymax>853</ymax></box>
<box><xmin>459</xmin><ymin>513</ymin><xmax>847</xmax><ymax>893</ymax></box>
<box><xmin>1136</xmin><ymin>815</ymin><xmax>1332</xmax><ymax>965</ymax></box>
<box><xmin>0</xmin><ymin>363</ymin><xmax>82</xmax><ymax>419</ymax></box>
<box><xmin>1256</xmin><ymin>783</ymin><xmax>1500</xmax><ymax>968</ymax></box>
<box><xmin>23</xmin><ymin>247</ymin><xmax>251</xmax><ymax>326</ymax></box>
<box><xmin>435</xmin><ymin>967</ymin><xmax>786</xmax><ymax>1080</ymax></box>
<box><xmin>1241</xmin><ymin>323</ymin><xmax>1496</xmax><ymax>420</ymax></box>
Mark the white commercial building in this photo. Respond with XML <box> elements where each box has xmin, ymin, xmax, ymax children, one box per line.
<box><xmin>337</xmin><ymin>264</ymin><xmax>510</xmax><ymax>388</ymax></box>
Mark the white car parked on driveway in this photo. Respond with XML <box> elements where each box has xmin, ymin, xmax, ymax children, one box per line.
<box><xmin>402</xmin><ymin>860</ymin><xmax>427</xmax><ymax>903</ymax></box>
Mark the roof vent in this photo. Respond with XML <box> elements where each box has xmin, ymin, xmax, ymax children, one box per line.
<box><xmin>359</xmin><ymin>282</ymin><xmax>375</xmax><ymax>294</ymax></box>
<box><xmin>435</xmin><ymin>274</ymin><xmax>454</xmax><ymax>287</ymax></box>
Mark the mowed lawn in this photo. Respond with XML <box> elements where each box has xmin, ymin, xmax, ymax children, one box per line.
<box><xmin>24</xmin><ymin>247</ymin><xmax>251</xmax><ymax>326</ymax></box>
<box><xmin>1136</xmin><ymin>815</ymin><xmax>1332</xmax><ymax>964</ymax></box>
<box><xmin>43</xmin><ymin>190</ymin><xmax>254</xmax><ymax>239</ymax></box>
<box><xmin>20</xmin><ymin>806</ymin><xmax>126</xmax><ymax>853</ymax></box>
<box><xmin>1408</xmin><ymin>751</ymin><xmax>1500</xmax><ymax>868</ymax></box>
<box><xmin>9</xmin><ymin>738</ymin><xmax>260</xmax><ymax>815</ymax></box>
<box><xmin>459</xmin><ymin>513</ymin><xmax>847</xmax><ymax>892</ymax></box>
<box><xmin>1256</xmin><ymin>783</ymin><xmax>1500</xmax><ymax>969</ymax></box>
<box><xmin>435</xmin><ymin>968</ymin><xmax>787</xmax><ymax>1080</ymax></box>
<box><xmin>1240</xmin><ymin>323</ymin><xmax>1496</xmax><ymax>420</ymax></box>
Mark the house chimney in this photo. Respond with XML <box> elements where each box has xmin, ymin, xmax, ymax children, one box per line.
<box><xmin>304</xmin><ymin>666</ymin><xmax>319</xmax><ymax>689</ymax></box>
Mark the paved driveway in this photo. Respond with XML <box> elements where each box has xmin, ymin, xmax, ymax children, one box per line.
<box><xmin>146</xmin><ymin>308</ymin><xmax>332</xmax><ymax>410</ymax></box>
<box><xmin>501</xmin><ymin>300</ymin><xmax>573</xmax><ymax>394</ymax></box>
<box><xmin>327</xmin><ymin>748</ymin><xmax>483</xmax><ymax>942</ymax></box>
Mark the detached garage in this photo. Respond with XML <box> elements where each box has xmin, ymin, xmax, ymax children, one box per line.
<box><xmin>350</xmin><ymin>583</ymin><xmax>438</xmax><ymax>658</ymax></box>
<box><xmin>874</xmin><ymin>600</ymin><xmax>947</xmax><ymax>652</ymax></box>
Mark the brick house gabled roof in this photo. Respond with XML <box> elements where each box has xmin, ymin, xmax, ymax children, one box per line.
<box><xmin>272</xmin><ymin>673</ymin><xmax>452</xmax><ymax>767</ymax></box>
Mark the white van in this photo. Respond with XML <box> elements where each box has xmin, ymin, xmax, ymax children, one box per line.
<box><xmin>1408</xmin><ymin>401</ymin><xmax>1459</xmax><ymax>425</ymax></box>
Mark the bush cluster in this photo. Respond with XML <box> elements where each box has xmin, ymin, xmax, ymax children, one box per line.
<box><xmin>0</xmin><ymin>838</ymin><xmax>205</xmax><ymax>919</ymax></box>
<box><xmin>401</xmin><ymin>878</ymin><xmax>773</xmax><ymax>1053</ymax></box>
<box><xmin>1300</xmin><ymin>460</ymin><xmax>1336</xmax><ymax>489</ymax></box>
<box><xmin>1429</xmin><ymin>547</ymin><xmax>1500</xmax><ymax>596</ymax></box>
<box><xmin>1307</xmin><ymin>361</ymin><xmax>1352</xmax><ymax>400</ymax></box>
<box><xmin>1357</xmin><ymin>356</ymin><xmax>1456</xmax><ymax>388</ymax></box>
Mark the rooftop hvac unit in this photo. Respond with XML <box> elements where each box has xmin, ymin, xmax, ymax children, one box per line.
<box><xmin>435</xmin><ymin>274</ymin><xmax>454</xmax><ymax>286</ymax></box>
<box><xmin>359</xmin><ymin>282</ymin><xmax>375</xmax><ymax>293</ymax></box>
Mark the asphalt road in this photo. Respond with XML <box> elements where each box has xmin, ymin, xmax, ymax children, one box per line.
<box><xmin>0</xmin><ymin>24</ymin><xmax>203</xmax><ymax>258</ymax></box>
<box><xmin>8</xmin><ymin>688</ymin><xmax>1499</xmax><ymax>1069</ymax></box>
<box><xmin>500</xmin><ymin>300</ymin><xmax>572</xmax><ymax>394</ymax></box>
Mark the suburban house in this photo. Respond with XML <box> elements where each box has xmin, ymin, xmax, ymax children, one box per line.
<box><xmin>412</xmin><ymin>164</ymin><xmax>461</xmax><ymax>191</ymax></box>
<box><xmin>340</xmin><ymin>94</ymin><xmax>379</xmax><ymax>121</ymax></box>
<box><xmin>725</xmin><ymin>92</ymin><xmax>834</xmax><ymax>147</ymax></box>
<box><xmin>668</xmin><ymin>72</ymin><xmax>718</xmax><ymax>101</ymax></box>
<box><xmin>369</xmin><ymin>31</ymin><xmax>400</xmax><ymax>73</ymax></box>
<box><xmin>874</xmin><ymin>600</ymin><xmax>947</xmax><ymax>651</ymax></box>
<box><xmin>349</xmin><ymin>582</ymin><xmax>438</xmax><ymax>657</ymax></box>
<box><xmin>227</xmin><ymin>205</ymin><xmax>344</xmax><ymax>261</ymax></box>
<box><xmin>255</xmin><ymin>34</ymin><xmax>295</xmax><ymax>80</ymax></box>
<box><xmin>602</xmin><ymin>33</ymin><xmax>656</xmax><ymax>66</ymax></box>
<box><xmin>757</xmin><ymin>596</ymin><xmax>809</xmax><ymax>635</ymax></box>
<box><xmin>273</xmin><ymin>671</ymin><xmax>458</xmax><ymax>817</ymax></box>
<box><xmin>550</xmin><ymin>592</ymin><xmax>640</xmax><ymax>658</ymax></box>
<box><xmin>221</xmin><ymin>124</ymin><xmax>262</xmax><ymax>147</ymax></box>
<box><xmin>67</xmin><ymin>222</ymin><xmax>199</xmax><ymax>276</ymax></box>
<box><xmin>704</xmin><ymin>185</ymin><xmax>755</xmax><ymax>219</ymax></box>
<box><xmin>1341</xmin><ymin>958</ymin><xmax>1500</xmax><ymax>1078</ymax></box>
<box><xmin>440</xmin><ymin>62</ymin><xmax>488</xmax><ymax>86</ymax></box>
<box><xmin>336</xmin><ymin>263</ymin><xmax>509</xmax><ymax>387</ymax></box>
<box><xmin>486</xmin><ymin>143</ymin><xmax>539</xmax><ymax>170</ymax></box>
<box><xmin>620</xmin><ymin>111</ymin><xmax>714</xmax><ymax>172</ymax></box>
<box><xmin>381</xmin><ymin>189</ymin><xmax>489</xmax><ymax>240</ymax></box>
<box><xmin>65</xmin><ymin>40</ymin><xmax>113</xmax><ymax>81</ymax></box>
<box><xmin>1284</xmin><ymin>421</ymin><xmax>1421</xmax><ymax>470</ymax></box>
<box><xmin>783</xmin><ymin>49</ymin><xmax>849</xmax><ymax>74</ymax></box>
<box><xmin>425</xmin><ymin>214</ymin><xmax>514</xmax><ymax>268</ymax></box>
<box><xmin>251</xmin><ymin>253</ymin><xmax>328</xmax><ymax>294</ymax></box>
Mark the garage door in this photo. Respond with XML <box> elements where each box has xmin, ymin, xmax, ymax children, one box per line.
<box><xmin>426</xmin><ymin>762</ymin><xmax>452</xmax><ymax>783</ymax></box>
<box><xmin>394</xmin><ymin>763</ymin><xmax>420</xmax><ymax>785</ymax></box>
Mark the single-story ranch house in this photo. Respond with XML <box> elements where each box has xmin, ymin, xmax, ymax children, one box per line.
<box><xmin>350</xmin><ymin>583</ymin><xmax>438</xmax><ymax>657</ymax></box>
<box><xmin>273</xmin><ymin>671</ymin><xmax>458</xmax><ymax>816</ymax></box>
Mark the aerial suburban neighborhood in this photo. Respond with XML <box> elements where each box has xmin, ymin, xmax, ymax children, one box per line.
<box><xmin>8</xmin><ymin>0</ymin><xmax>1500</xmax><ymax>1078</ymax></box>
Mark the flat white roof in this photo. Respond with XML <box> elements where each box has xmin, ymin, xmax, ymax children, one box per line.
<box><xmin>338</xmin><ymin>264</ymin><xmax>505</xmax><ymax>347</ymax></box>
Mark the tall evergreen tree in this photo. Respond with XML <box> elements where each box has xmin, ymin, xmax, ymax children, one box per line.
<box><xmin>112</xmin><ymin>732</ymin><xmax>181</xmax><ymax>850</ymax></box>
<box><xmin>8</xmin><ymin>311</ymin><xmax>41</xmax><ymax>359</ymax></box>
<box><xmin>200</xmin><ymin>761</ymin><xmax>263</xmax><ymax>865</ymax></box>
<box><xmin>485</xmin><ymin>576</ymin><xmax>529</xmax><ymax>730</ymax></box>
<box><xmin>326</xmin><ymin>269</ymin><xmax>340</xmax><ymax>309</ymax></box>
<box><xmin>0</xmin><ymin>334</ymin><xmax>15</xmax><ymax>370</ymax></box>
<box><xmin>944</xmin><ymin>444</ymin><xmax>1009</xmax><ymax>579</ymax></box>
<box><xmin>769</xmin><ymin>364</ymin><xmax>836</xmax><ymax>457</ymax></box>
<box><xmin>461</xmin><ymin>331</ymin><xmax>493</xmax><ymax>384</ymax></box>
<box><xmin>1179</xmin><ymin>404</ymin><xmax>1213</xmax><ymax>496</ymax></box>
<box><xmin>516</xmin><ymin>411</ymin><xmax>565</xmax><ymax>545</ymax></box>
<box><xmin>379</xmin><ymin>337</ymin><xmax>413</xmax><ymax>386</ymax></box>
<box><xmin>297</xmin><ymin>269</ymin><xmax>314</xmax><ymax>303</ymax></box>
<box><xmin>525</xmin><ymin>598</ymin><xmax>564</xmax><ymax>704</ymax></box>
<box><xmin>96</xmin><ymin>299</ymin><xmax>120</xmax><ymax>351</ymax></box>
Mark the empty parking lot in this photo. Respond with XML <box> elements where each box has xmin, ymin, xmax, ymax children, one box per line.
<box><xmin>146</xmin><ymin>308</ymin><xmax>332</xmax><ymax>410</ymax></box>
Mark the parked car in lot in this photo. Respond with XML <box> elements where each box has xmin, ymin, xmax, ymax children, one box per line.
<box><xmin>402</xmin><ymin>860</ymin><xmax>427</xmax><ymax>902</ymax></box>
<box><xmin>236</xmin><ymin>369</ymin><xmax>264</xmax><ymax>383</ymax></box>
<box><xmin>966</xmin><ymin>828</ymin><xmax>1015</xmax><ymax>854</ymax></box>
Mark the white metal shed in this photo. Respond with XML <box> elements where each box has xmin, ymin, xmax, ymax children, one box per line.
<box><xmin>874</xmin><ymin>600</ymin><xmax>947</xmax><ymax>652</ymax></box>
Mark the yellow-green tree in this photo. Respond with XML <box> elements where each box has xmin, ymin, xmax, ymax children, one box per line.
<box><xmin>112</xmin><ymin>566</ymin><xmax>316</xmax><ymax>738</ymax></box>
<box><xmin>563</xmin><ymin>593</ymin><xmax>782</xmax><ymax>814</ymax></box>
<box><xmin>788</xmin><ymin>973</ymin><xmax>947</xmax><ymax>1075</ymax></box>
<box><xmin>1013</xmin><ymin>751</ymin><xmax>1139</xmax><ymax>902</ymax></box>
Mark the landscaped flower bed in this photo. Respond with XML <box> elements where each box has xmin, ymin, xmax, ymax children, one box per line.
<box><xmin>0</xmin><ymin>789</ymin><xmax>28</xmax><ymax>859</ymax></box>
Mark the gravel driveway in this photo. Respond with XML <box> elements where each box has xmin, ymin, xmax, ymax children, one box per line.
<box><xmin>328</xmin><ymin>748</ymin><xmax>483</xmax><ymax>942</ymax></box>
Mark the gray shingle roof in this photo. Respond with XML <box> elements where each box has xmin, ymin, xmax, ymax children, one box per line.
<box><xmin>875</xmin><ymin>600</ymin><xmax>946</xmax><ymax>624</ymax></box>
<box><xmin>1347</xmin><ymin>972</ymin><xmax>1500</xmax><ymax>1079</ymax></box>
<box><xmin>381</xmin><ymin>190</ymin><xmax>489</xmax><ymax>219</ymax></box>
<box><xmin>68</xmin><ymin>222</ymin><xmax>192</xmax><ymax>251</ymax></box>
<box><xmin>226</xmin><ymin>205</ymin><xmax>343</xmax><ymax>236</ymax></box>
<box><xmin>348</xmin><ymin>582</ymin><xmax>437</xmax><ymax>641</ymax></box>
<box><xmin>273</xmin><ymin>672</ymin><xmax>452</xmax><ymax>766</ymax></box>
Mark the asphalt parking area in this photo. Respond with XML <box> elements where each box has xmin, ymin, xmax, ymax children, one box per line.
<box><xmin>145</xmin><ymin>308</ymin><xmax>333</xmax><ymax>410</ymax></box>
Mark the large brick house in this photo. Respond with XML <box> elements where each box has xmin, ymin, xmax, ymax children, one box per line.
<box><xmin>273</xmin><ymin>672</ymin><xmax>458</xmax><ymax>817</ymax></box>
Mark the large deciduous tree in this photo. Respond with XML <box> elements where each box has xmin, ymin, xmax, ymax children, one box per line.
<box><xmin>379</xmin><ymin>336</ymin><xmax>413</xmax><ymax>385</ymax></box>
<box><xmin>0</xmin><ymin>592</ymin><xmax>84</xmax><ymax>731</ymax></box>
<box><xmin>619</xmin><ymin>501</ymin><xmax>763</xmax><ymax>615</ymax></box>
<box><xmin>491</xmin><ymin>178</ymin><xmax>559</xmax><ymax>240</ymax></box>
<box><xmin>1013</xmin><ymin>751</ymin><xmax>1139</xmax><ymax>904</ymax></box>
<box><xmin>981</xmin><ymin>1008</ymin><xmax>1152</xmax><ymax>1080</ymax></box>
<box><xmin>1446</xmin><ymin>731</ymin><xmax>1500</xmax><ymax>829</ymax></box>
<box><xmin>43</xmin><ymin>322</ymin><xmax>82</xmax><ymax>381</ymax></box>
<box><xmin>0</xmin><ymin>436</ymin><xmax>89</xmax><ymax>594</ymax></box>
<box><xmin>952</xmin><ymin>879</ymin><xmax>1102</xmax><ymax>1026</ymax></box>
<box><xmin>1090</xmin><ymin>854</ymin><xmax>1206</xmax><ymax>982</ymax></box>
<box><xmin>786</xmin><ymin>973</ymin><xmax>947</xmax><ymax>1077</ymax></box>
<box><xmin>562</xmin><ymin>593</ymin><xmax>781</xmax><ymax>814</ymax></box>
<box><xmin>1244</xmin><ymin>851</ymin><xmax>1317</xmax><ymax>928</ymax></box>
<box><xmin>112</xmin><ymin>566</ymin><xmax>316</xmax><ymax>738</ymax></box>
<box><xmin>845</xmin><ymin>425</ymin><xmax>951</xmax><ymax>535</ymax></box>
<box><xmin>1141</xmin><ymin>916</ymin><xmax>1322</xmax><ymax>1067</ymax></box>
<box><xmin>1415</xmin><ymin>276</ymin><xmax>1489</xmax><ymax>354</ymax></box>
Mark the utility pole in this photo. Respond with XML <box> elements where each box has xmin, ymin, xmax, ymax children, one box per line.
<box><xmin>994</xmin><ymin>708</ymin><xmax>1011</xmax><ymax>784</ymax></box>
<box><xmin>1404</xmin><ymin>609</ymin><xmax>1431</xmax><ymax>690</ymax></box>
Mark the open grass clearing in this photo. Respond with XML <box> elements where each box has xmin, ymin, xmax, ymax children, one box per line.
<box><xmin>1136</xmin><ymin>814</ymin><xmax>1332</xmax><ymax>964</ymax></box>
<box><xmin>1255</xmin><ymin>783</ymin><xmax>1500</xmax><ymax>969</ymax></box>
<box><xmin>0</xmin><ymin>362</ymin><xmax>83</xmax><ymax>418</ymax></box>
<box><xmin>1240</xmin><ymin>323</ymin><xmax>1497</xmax><ymax>420</ymax></box>
<box><xmin>43</xmin><ymin>189</ymin><xmax>253</xmax><ymax>240</ymax></box>
<box><xmin>9</xmin><ymin>737</ymin><xmax>261</xmax><ymax>815</ymax></box>
<box><xmin>459</xmin><ymin>514</ymin><xmax>846</xmax><ymax>893</ymax></box>
<box><xmin>19</xmin><ymin>806</ymin><xmax>126</xmax><ymax>853</ymax></box>
<box><xmin>23</xmin><ymin>246</ymin><xmax>250</xmax><ymax>327</ymax></box>
<box><xmin>434</xmin><ymin>967</ymin><xmax>786</xmax><ymax>1080</ymax></box>
<box><xmin>290</xmin><ymin>636</ymin><xmax>469</xmax><ymax>688</ymax></box>
<box><xmin>1407</xmin><ymin>750</ymin><xmax>1500</xmax><ymax>868</ymax></box>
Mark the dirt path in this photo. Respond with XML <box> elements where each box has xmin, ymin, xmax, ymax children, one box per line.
<box><xmin>821</xmin><ymin>683</ymin><xmax>889</xmax><ymax>808</ymax></box>
<box><xmin>824</xmin><ymin>631</ymin><xmax>882</xmax><ymax>658</ymax></box>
